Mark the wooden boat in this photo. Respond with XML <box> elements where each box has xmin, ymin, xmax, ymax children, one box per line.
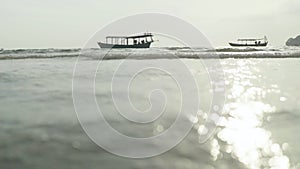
<box><xmin>229</xmin><ymin>36</ymin><xmax>268</xmax><ymax>47</ymax></box>
<box><xmin>98</xmin><ymin>33</ymin><xmax>154</xmax><ymax>49</ymax></box>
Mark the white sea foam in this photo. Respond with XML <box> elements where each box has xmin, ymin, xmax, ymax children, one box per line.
<box><xmin>1</xmin><ymin>46</ymin><xmax>300</xmax><ymax>60</ymax></box>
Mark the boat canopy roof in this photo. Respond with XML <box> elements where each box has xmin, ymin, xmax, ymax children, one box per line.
<box><xmin>106</xmin><ymin>33</ymin><xmax>153</xmax><ymax>39</ymax></box>
<box><xmin>237</xmin><ymin>36</ymin><xmax>267</xmax><ymax>41</ymax></box>
<box><xmin>238</xmin><ymin>38</ymin><xmax>264</xmax><ymax>41</ymax></box>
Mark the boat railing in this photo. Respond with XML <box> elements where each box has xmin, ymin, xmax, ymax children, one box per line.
<box><xmin>237</xmin><ymin>36</ymin><xmax>268</xmax><ymax>42</ymax></box>
<box><xmin>103</xmin><ymin>33</ymin><xmax>154</xmax><ymax>45</ymax></box>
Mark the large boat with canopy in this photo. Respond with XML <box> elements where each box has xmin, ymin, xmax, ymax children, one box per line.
<box><xmin>229</xmin><ymin>36</ymin><xmax>268</xmax><ymax>47</ymax></box>
<box><xmin>98</xmin><ymin>33</ymin><xmax>154</xmax><ymax>49</ymax></box>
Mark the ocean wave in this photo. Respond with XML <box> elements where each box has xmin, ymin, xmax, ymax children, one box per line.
<box><xmin>1</xmin><ymin>47</ymin><xmax>300</xmax><ymax>60</ymax></box>
<box><xmin>0</xmin><ymin>48</ymin><xmax>80</xmax><ymax>60</ymax></box>
<box><xmin>0</xmin><ymin>54</ymin><xmax>79</xmax><ymax>60</ymax></box>
<box><xmin>0</xmin><ymin>48</ymin><xmax>80</xmax><ymax>54</ymax></box>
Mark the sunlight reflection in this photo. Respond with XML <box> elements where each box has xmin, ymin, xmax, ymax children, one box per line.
<box><xmin>197</xmin><ymin>60</ymin><xmax>291</xmax><ymax>169</ymax></box>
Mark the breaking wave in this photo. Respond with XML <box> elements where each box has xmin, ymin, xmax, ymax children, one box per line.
<box><xmin>0</xmin><ymin>46</ymin><xmax>300</xmax><ymax>60</ymax></box>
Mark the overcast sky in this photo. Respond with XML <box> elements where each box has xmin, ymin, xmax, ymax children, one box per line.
<box><xmin>0</xmin><ymin>0</ymin><xmax>300</xmax><ymax>48</ymax></box>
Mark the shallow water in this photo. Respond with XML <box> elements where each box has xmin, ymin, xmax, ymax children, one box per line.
<box><xmin>0</xmin><ymin>48</ymin><xmax>300</xmax><ymax>169</ymax></box>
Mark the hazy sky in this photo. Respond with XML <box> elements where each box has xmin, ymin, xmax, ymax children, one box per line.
<box><xmin>1</xmin><ymin>0</ymin><xmax>300</xmax><ymax>48</ymax></box>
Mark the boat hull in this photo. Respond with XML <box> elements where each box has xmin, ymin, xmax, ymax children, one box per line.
<box><xmin>229</xmin><ymin>42</ymin><xmax>268</xmax><ymax>47</ymax></box>
<box><xmin>98</xmin><ymin>42</ymin><xmax>152</xmax><ymax>49</ymax></box>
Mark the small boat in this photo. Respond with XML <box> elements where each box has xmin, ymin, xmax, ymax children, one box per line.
<box><xmin>98</xmin><ymin>33</ymin><xmax>154</xmax><ymax>49</ymax></box>
<box><xmin>0</xmin><ymin>48</ymin><xmax>3</xmax><ymax>52</ymax></box>
<box><xmin>229</xmin><ymin>36</ymin><xmax>268</xmax><ymax>47</ymax></box>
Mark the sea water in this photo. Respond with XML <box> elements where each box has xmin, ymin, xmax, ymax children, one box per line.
<box><xmin>0</xmin><ymin>47</ymin><xmax>300</xmax><ymax>169</ymax></box>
